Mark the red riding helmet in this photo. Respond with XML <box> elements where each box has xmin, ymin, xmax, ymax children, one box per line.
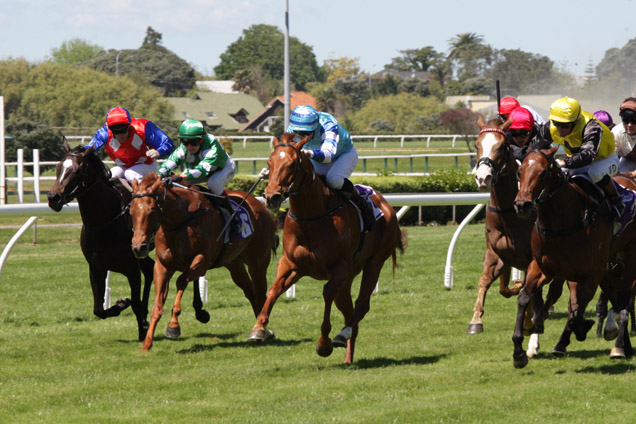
<box><xmin>499</xmin><ymin>97</ymin><xmax>520</xmax><ymax>117</ymax></box>
<box><xmin>106</xmin><ymin>107</ymin><xmax>131</xmax><ymax>127</ymax></box>
<box><xmin>509</xmin><ymin>107</ymin><xmax>534</xmax><ymax>131</ymax></box>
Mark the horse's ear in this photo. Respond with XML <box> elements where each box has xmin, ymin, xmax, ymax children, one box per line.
<box><xmin>62</xmin><ymin>136</ymin><xmax>71</xmax><ymax>153</ymax></box>
<box><xmin>477</xmin><ymin>116</ymin><xmax>486</xmax><ymax>129</ymax></box>
<box><xmin>296</xmin><ymin>135</ymin><xmax>311</xmax><ymax>149</ymax></box>
<box><xmin>547</xmin><ymin>146</ymin><xmax>559</xmax><ymax>157</ymax></box>
<box><xmin>272</xmin><ymin>136</ymin><xmax>280</xmax><ymax>147</ymax></box>
<box><xmin>131</xmin><ymin>178</ymin><xmax>139</xmax><ymax>191</ymax></box>
<box><xmin>86</xmin><ymin>145</ymin><xmax>95</xmax><ymax>155</ymax></box>
<box><xmin>503</xmin><ymin>117</ymin><xmax>513</xmax><ymax>130</ymax></box>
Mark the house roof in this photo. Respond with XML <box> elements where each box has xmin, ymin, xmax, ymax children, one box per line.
<box><xmin>238</xmin><ymin>91</ymin><xmax>317</xmax><ymax>132</ymax></box>
<box><xmin>165</xmin><ymin>91</ymin><xmax>263</xmax><ymax>131</ymax></box>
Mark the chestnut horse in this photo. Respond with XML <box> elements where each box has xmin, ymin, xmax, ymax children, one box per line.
<box><xmin>471</xmin><ymin>117</ymin><xmax>564</xmax><ymax>341</ymax></box>
<box><xmin>47</xmin><ymin>138</ymin><xmax>153</xmax><ymax>341</ymax></box>
<box><xmin>130</xmin><ymin>173</ymin><xmax>277</xmax><ymax>351</ymax></box>
<box><xmin>513</xmin><ymin>147</ymin><xmax>636</xmax><ymax>368</ymax></box>
<box><xmin>248</xmin><ymin>133</ymin><xmax>406</xmax><ymax>364</ymax></box>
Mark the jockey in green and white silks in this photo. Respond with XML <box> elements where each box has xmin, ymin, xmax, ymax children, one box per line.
<box><xmin>286</xmin><ymin>105</ymin><xmax>375</xmax><ymax>232</ymax></box>
<box><xmin>158</xmin><ymin>119</ymin><xmax>235</xmax><ymax>195</ymax></box>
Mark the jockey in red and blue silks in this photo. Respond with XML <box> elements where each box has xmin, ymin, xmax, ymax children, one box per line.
<box><xmin>86</xmin><ymin>106</ymin><xmax>174</xmax><ymax>183</ymax></box>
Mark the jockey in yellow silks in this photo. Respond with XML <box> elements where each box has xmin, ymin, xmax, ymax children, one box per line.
<box><xmin>538</xmin><ymin>96</ymin><xmax>623</xmax><ymax>219</ymax></box>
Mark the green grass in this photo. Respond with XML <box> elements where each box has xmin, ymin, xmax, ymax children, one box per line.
<box><xmin>1</xmin><ymin>222</ymin><xmax>634</xmax><ymax>423</ymax></box>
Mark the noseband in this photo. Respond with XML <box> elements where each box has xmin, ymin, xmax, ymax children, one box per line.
<box><xmin>58</xmin><ymin>152</ymin><xmax>103</xmax><ymax>203</ymax></box>
<box><xmin>475</xmin><ymin>128</ymin><xmax>511</xmax><ymax>183</ymax></box>
<box><xmin>273</xmin><ymin>143</ymin><xmax>315</xmax><ymax>198</ymax></box>
<box><xmin>131</xmin><ymin>191</ymin><xmax>164</xmax><ymax>237</ymax></box>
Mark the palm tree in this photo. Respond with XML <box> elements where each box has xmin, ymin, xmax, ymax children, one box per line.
<box><xmin>448</xmin><ymin>33</ymin><xmax>484</xmax><ymax>59</ymax></box>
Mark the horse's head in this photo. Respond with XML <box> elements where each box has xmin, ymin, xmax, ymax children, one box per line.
<box><xmin>473</xmin><ymin>116</ymin><xmax>512</xmax><ymax>191</ymax></box>
<box><xmin>513</xmin><ymin>146</ymin><xmax>561</xmax><ymax>219</ymax></box>
<box><xmin>263</xmin><ymin>133</ymin><xmax>313</xmax><ymax>212</ymax></box>
<box><xmin>130</xmin><ymin>173</ymin><xmax>164</xmax><ymax>258</ymax></box>
<box><xmin>47</xmin><ymin>137</ymin><xmax>108</xmax><ymax>211</ymax></box>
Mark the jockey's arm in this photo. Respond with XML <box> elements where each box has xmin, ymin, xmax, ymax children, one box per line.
<box><xmin>144</xmin><ymin>121</ymin><xmax>175</xmax><ymax>158</ymax></box>
<box><xmin>85</xmin><ymin>126</ymin><xmax>109</xmax><ymax>150</ymax></box>
<box><xmin>563</xmin><ymin>122</ymin><xmax>602</xmax><ymax>169</ymax></box>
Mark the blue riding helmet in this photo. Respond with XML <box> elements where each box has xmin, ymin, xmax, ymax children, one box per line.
<box><xmin>289</xmin><ymin>105</ymin><xmax>319</xmax><ymax>132</ymax></box>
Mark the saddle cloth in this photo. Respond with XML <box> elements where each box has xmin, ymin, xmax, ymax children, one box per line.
<box><xmin>353</xmin><ymin>184</ymin><xmax>385</xmax><ymax>232</ymax></box>
<box><xmin>219</xmin><ymin>199</ymin><xmax>254</xmax><ymax>243</ymax></box>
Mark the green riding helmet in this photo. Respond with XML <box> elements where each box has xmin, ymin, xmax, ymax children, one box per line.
<box><xmin>179</xmin><ymin>119</ymin><xmax>204</xmax><ymax>140</ymax></box>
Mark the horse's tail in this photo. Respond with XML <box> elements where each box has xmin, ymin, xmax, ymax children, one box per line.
<box><xmin>272</xmin><ymin>233</ymin><xmax>280</xmax><ymax>258</ymax></box>
<box><xmin>391</xmin><ymin>228</ymin><xmax>408</xmax><ymax>278</ymax></box>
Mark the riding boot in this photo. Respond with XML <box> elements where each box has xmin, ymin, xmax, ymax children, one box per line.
<box><xmin>340</xmin><ymin>178</ymin><xmax>375</xmax><ymax>232</ymax></box>
<box><xmin>600</xmin><ymin>176</ymin><xmax>624</xmax><ymax>220</ymax></box>
<box><xmin>216</xmin><ymin>195</ymin><xmax>241</xmax><ymax>239</ymax></box>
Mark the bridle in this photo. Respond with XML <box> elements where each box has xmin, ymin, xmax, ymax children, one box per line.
<box><xmin>525</xmin><ymin>149</ymin><xmax>565</xmax><ymax>205</ymax></box>
<box><xmin>272</xmin><ymin>143</ymin><xmax>315</xmax><ymax>198</ymax></box>
<box><xmin>475</xmin><ymin>127</ymin><xmax>512</xmax><ymax>184</ymax></box>
<box><xmin>57</xmin><ymin>151</ymin><xmax>102</xmax><ymax>204</ymax></box>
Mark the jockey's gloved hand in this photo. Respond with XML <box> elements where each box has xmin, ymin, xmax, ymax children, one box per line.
<box><xmin>556</xmin><ymin>159</ymin><xmax>566</xmax><ymax>168</ymax></box>
<box><xmin>301</xmin><ymin>149</ymin><xmax>314</xmax><ymax>159</ymax></box>
<box><xmin>163</xmin><ymin>175</ymin><xmax>181</xmax><ymax>187</ymax></box>
<box><xmin>146</xmin><ymin>149</ymin><xmax>159</xmax><ymax>160</ymax></box>
<box><xmin>258</xmin><ymin>167</ymin><xmax>270</xmax><ymax>179</ymax></box>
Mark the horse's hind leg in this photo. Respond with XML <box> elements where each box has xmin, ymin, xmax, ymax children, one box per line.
<box><xmin>192</xmin><ymin>278</ymin><xmax>210</xmax><ymax>324</ymax></box>
<box><xmin>142</xmin><ymin>263</ymin><xmax>175</xmax><ymax>351</ymax></box>
<box><xmin>226</xmin><ymin>261</ymin><xmax>259</xmax><ymax>317</ymax></box>
<box><xmin>124</xmin><ymin>264</ymin><xmax>147</xmax><ymax>341</ymax></box>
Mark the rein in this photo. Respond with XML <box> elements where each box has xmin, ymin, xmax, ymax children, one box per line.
<box><xmin>131</xmin><ymin>188</ymin><xmax>208</xmax><ymax>234</ymax></box>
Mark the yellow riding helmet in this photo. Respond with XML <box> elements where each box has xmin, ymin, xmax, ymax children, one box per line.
<box><xmin>549</xmin><ymin>97</ymin><xmax>581</xmax><ymax>123</ymax></box>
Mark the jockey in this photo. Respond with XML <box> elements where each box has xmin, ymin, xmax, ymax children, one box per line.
<box><xmin>612</xmin><ymin>97</ymin><xmax>636</xmax><ymax>176</ymax></box>
<box><xmin>158</xmin><ymin>118</ymin><xmax>238</xmax><ymax>235</ymax></box>
<box><xmin>507</xmin><ymin>106</ymin><xmax>551</xmax><ymax>163</ymax></box>
<box><xmin>593</xmin><ymin>110</ymin><xmax>615</xmax><ymax>130</ymax></box>
<box><xmin>287</xmin><ymin>105</ymin><xmax>375</xmax><ymax>232</ymax></box>
<box><xmin>499</xmin><ymin>96</ymin><xmax>546</xmax><ymax>125</ymax></box>
<box><xmin>87</xmin><ymin>106</ymin><xmax>174</xmax><ymax>183</ymax></box>
<box><xmin>539</xmin><ymin>96</ymin><xmax>623</xmax><ymax>219</ymax></box>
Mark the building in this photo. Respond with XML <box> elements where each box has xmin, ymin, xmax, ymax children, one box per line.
<box><xmin>165</xmin><ymin>91</ymin><xmax>263</xmax><ymax>132</ymax></box>
<box><xmin>239</xmin><ymin>91</ymin><xmax>317</xmax><ymax>133</ymax></box>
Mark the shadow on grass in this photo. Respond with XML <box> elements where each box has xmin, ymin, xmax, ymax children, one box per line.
<box><xmin>576</xmin><ymin>362</ymin><xmax>635</xmax><ymax>374</ymax></box>
<box><xmin>351</xmin><ymin>354</ymin><xmax>447</xmax><ymax>369</ymax></box>
<box><xmin>175</xmin><ymin>335</ymin><xmax>312</xmax><ymax>354</ymax></box>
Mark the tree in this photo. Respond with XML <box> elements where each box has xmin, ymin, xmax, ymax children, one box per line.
<box><xmin>50</xmin><ymin>38</ymin><xmax>104</xmax><ymax>66</ymax></box>
<box><xmin>214</xmin><ymin>24</ymin><xmax>322</xmax><ymax>91</ymax></box>
<box><xmin>347</xmin><ymin>93</ymin><xmax>449</xmax><ymax>133</ymax></box>
<box><xmin>387</xmin><ymin>47</ymin><xmax>443</xmax><ymax>72</ymax></box>
<box><xmin>399</xmin><ymin>78</ymin><xmax>430</xmax><ymax>97</ymax></box>
<box><xmin>4</xmin><ymin>120</ymin><xmax>66</xmax><ymax>171</ymax></box>
<box><xmin>447</xmin><ymin>33</ymin><xmax>493</xmax><ymax>81</ymax></box>
<box><xmin>596</xmin><ymin>38</ymin><xmax>636</xmax><ymax>95</ymax></box>
<box><xmin>232</xmin><ymin>65</ymin><xmax>280</xmax><ymax>103</ymax></box>
<box><xmin>89</xmin><ymin>28</ymin><xmax>195</xmax><ymax>96</ymax></box>
<box><xmin>486</xmin><ymin>49</ymin><xmax>561</xmax><ymax>94</ymax></box>
<box><xmin>323</xmin><ymin>56</ymin><xmax>361</xmax><ymax>84</ymax></box>
<box><xmin>438</xmin><ymin>108</ymin><xmax>481</xmax><ymax>152</ymax></box>
<box><xmin>0</xmin><ymin>61</ymin><xmax>174</xmax><ymax>131</ymax></box>
<box><xmin>142</xmin><ymin>26</ymin><xmax>162</xmax><ymax>46</ymax></box>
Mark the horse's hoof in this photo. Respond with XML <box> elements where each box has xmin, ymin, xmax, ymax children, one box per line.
<box><xmin>552</xmin><ymin>347</ymin><xmax>567</xmax><ymax>357</ymax></box>
<box><xmin>604</xmin><ymin>328</ymin><xmax>619</xmax><ymax>341</ymax></box>
<box><xmin>610</xmin><ymin>347</ymin><xmax>626</xmax><ymax>359</ymax></box>
<box><xmin>332</xmin><ymin>334</ymin><xmax>347</xmax><ymax>348</ymax></box>
<box><xmin>316</xmin><ymin>342</ymin><xmax>333</xmax><ymax>357</ymax></box>
<box><xmin>526</xmin><ymin>334</ymin><xmax>540</xmax><ymax>358</ymax></box>
<box><xmin>466</xmin><ymin>323</ymin><xmax>483</xmax><ymax>334</ymax></box>
<box><xmin>248</xmin><ymin>328</ymin><xmax>265</xmax><ymax>341</ymax></box>
<box><xmin>574</xmin><ymin>319</ymin><xmax>595</xmax><ymax>341</ymax></box>
<box><xmin>165</xmin><ymin>326</ymin><xmax>181</xmax><ymax>339</ymax></box>
<box><xmin>513</xmin><ymin>352</ymin><xmax>529</xmax><ymax>369</ymax></box>
<box><xmin>116</xmin><ymin>298</ymin><xmax>131</xmax><ymax>309</ymax></box>
<box><xmin>196</xmin><ymin>309</ymin><xmax>210</xmax><ymax>324</ymax></box>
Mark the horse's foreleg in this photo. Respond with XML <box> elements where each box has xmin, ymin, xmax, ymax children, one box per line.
<box><xmin>141</xmin><ymin>262</ymin><xmax>174</xmax><ymax>351</ymax></box>
<box><xmin>317</xmin><ymin>261</ymin><xmax>349</xmax><ymax>358</ymax></box>
<box><xmin>166</xmin><ymin>273</ymin><xmax>190</xmax><ymax>339</ymax></box>
<box><xmin>89</xmin><ymin>265</ymin><xmax>128</xmax><ymax>319</ymax></box>
<box><xmin>124</xmin><ymin>265</ymin><xmax>147</xmax><ymax>342</ymax></box>
<box><xmin>249</xmin><ymin>256</ymin><xmax>301</xmax><ymax>342</ymax></box>
<box><xmin>512</xmin><ymin>261</ymin><xmax>548</xmax><ymax>368</ymax></box>
<box><xmin>568</xmin><ymin>278</ymin><xmax>599</xmax><ymax>342</ymax></box>
<box><xmin>468</xmin><ymin>250</ymin><xmax>503</xmax><ymax>334</ymax></box>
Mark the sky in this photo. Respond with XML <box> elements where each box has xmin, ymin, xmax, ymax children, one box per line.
<box><xmin>1</xmin><ymin>0</ymin><xmax>635</xmax><ymax>79</ymax></box>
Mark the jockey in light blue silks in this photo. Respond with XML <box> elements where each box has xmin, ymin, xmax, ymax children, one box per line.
<box><xmin>286</xmin><ymin>105</ymin><xmax>375</xmax><ymax>232</ymax></box>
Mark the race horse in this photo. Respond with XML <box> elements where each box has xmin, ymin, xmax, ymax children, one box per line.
<box><xmin>471</xmin><ymin>117</ymin><xmax>564</xmax><ymax>344</ymax></box>
<box><xmin>248</xmin><ymin>133</ymin><xmax>406</xmax><ymax>364</ymax></box>
<box><xmin>513</xmin><ymin>147</ymin><xmax>636</xmax><ymax>368</ymax></box>
<box><xmin>47</xmin><ymin>137</ymin><xmax>154</xmax><ymax>341</ymax></box>
<box><xmin>129</xmin><ymin>173</ymin><xmax>277</xmax><ymax>351</ymax></box>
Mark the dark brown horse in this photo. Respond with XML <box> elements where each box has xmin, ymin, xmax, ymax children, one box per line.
<box><xmin>47</xmin><ymin>137</ymin><xmax>153</xmax><ymax>341</ymax></box>
<box><xmin>513</xmin><ymin>147</ymin><xmax>636</xmax><ymax>367</ymax></box>
<box><xmin>129</xmin><ymin>173</ymin><xmax>277</xmax><ymax>351</ymax></box>
<box><xmin>248</xmin><ymin>133</ymin><xmax>406</xmax><ymax>364</ymax></box>
<box><xmin>471</xmin><ymin>118</ymin><xmax>563</xmax><ymax>355</ymax></box>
